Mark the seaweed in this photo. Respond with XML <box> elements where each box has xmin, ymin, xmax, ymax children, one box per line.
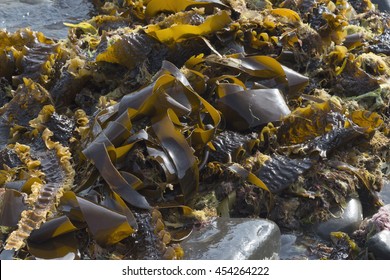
<box><xmin>0</xmin><ymin>0</ymin><xmax>389</xmax><ymax>260</ymax></box>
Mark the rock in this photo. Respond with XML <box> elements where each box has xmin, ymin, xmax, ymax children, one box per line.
<box><xmin>367</xmin><ymin>230</ymin><xmax>390</xmax><ymax>260</ymax></box>
<box><xmin>279</xmin><ymin>234</ymin><xmax>308</xmax><ymax>260</ymax></box>
<box><xmin>379</xmin><ymin>181</ymin><xmax>390</xmax><ymax>205</ymax></box>
<box><xmin>315</xmin><ymin>198</ymin><xmax>363</xmax><ymax>239</ymax></box>
<box><xmin>181</xmin><ymin>218</ymin><xmax>280</xmax><ymax>260</ymax></box>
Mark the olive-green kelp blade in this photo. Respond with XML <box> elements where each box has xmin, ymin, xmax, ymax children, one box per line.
<box><xmin>0</xmin><ymin>189</ymin><xmax>27</xmax><ymax>227</ymax></box>
<box><xmin>146</xmin><ymin>11</ymin><xmax>232</xmax><ymax>44</ymax></box>
<box><xmin>216</xmin><ymin>88</ymin><xmax>291</xmax><ymax>131</ymax></box>
<box><xmin>29</xmin><ymin>215</ymin><xmax>78</xmax><ymax>243</ymax></box>
<box><xmin>152</xmin><ymin>111</ymin><xmax>199</xmax><ymax>199</ymax></box>
<box><xmin>145</xmin><ymin>0</ymin><xmax>229</xmax><ymax>17</ymax></box>
<box><xmin>59</xmin><ymin>191</ymin><xmax>136</xmax><ymax>245</ymax></box>
<box><xmin>83</xmin><ymin>142</ymin><xmax>151</xmax><ymax>210</ymax></box>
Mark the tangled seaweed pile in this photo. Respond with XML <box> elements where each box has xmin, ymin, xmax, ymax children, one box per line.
<box><xmin>0</xmin><ymin>0</ymin><xmax>389</xmax><ymax>260</ymax></box>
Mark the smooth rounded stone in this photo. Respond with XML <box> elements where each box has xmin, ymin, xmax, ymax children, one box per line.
<box><xmin>315</xmin><ymin>198</ymin><xmax>363</xmax><ymax>239</ymax></box>
<box><xmin>379</xmin><ymin>181</ymin><xmax>390</xmax><ymax>205</ymax></box>
<box><xmin>181</xmin><ymin>218</ymin><xmax>280</xmax><ymax>260</ymax></box>
<box><xmin>367</xmin><ymin>230</ymin><xmax>390</xmax><ymax>260</ymax></box>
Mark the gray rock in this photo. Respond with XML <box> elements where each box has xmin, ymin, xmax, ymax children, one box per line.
<box><xmin>315</xmin><ymin>198</ymin><xmax>363</xmax><ymax>239</ymax></box>
<box><xmin>181</xmin><ymin>218</ymin><xmax>280</xmax><ymax>260</ymax></box>
<box><xmin>367</xmin><ymin>230</ymin><xmax>390</xmax><ymax>260</ymax></box>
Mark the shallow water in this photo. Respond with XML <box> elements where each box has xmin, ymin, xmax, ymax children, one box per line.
<box><xmin>0</xmin><ymin>0</ymin><xmax>95</xmax><ymax>39</ymax></box>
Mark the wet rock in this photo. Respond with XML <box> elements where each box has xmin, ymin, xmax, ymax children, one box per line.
<box><xmin>181</xmin><ymin>218</ymin><xmax>280</xmax><ymax>260</ymax></box>
<box><xmin>379</xmin><ymin>181</ymin><xmax>390</xmax><ymax>205</ymax></box>
<box><xmin>315</xmin><ymin>198</ymin><xmax>363</xmax><ymax>239</ymax></box>
<box><xmin>279</xmin><ymin>234</ymin><xmax>308</xmax><ymax>260</ymax></box>
<box><xmin>367</xmin><ymin>230</ymin><xmax>390</xmax><ymax>260</ymax></box>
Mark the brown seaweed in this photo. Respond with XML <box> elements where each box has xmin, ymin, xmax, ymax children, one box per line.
<box><xmin>255</xmin><ymin>154</ymin><xmax>313</xmax><ymax>193</ymax></box>
<box><xmin>0</xmin><ymin>0</ymin><xmax>389</xmax><ymax>260</ymax></box>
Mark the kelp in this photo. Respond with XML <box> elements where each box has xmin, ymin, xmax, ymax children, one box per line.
<box><xmin>0</xmin><ymin>28</ymin><xmax>66</xmax><ymax>87</ymax></box>
<box><xmin>216</xmin><ymin>88</ymin><xmax>291</xmax><ymax>130</ymax></box>
<box><xmin>145</xmin><ymin>11</ymin><xmax>232</xmax><ymax>44</ymax></box>
<box><xmin>0</xmin><ymin>0</ymin><xmax>389</xmax><ymax>260</ymax></box>
<box><xmin>209</xmin><ymin>130</ymin><xmax>259</xmax><ymax>163</ymax></box>
<box><xmin>83</xmin><ymin>61</ymin><xmax>221</xmax><ymax>204</ymax></box>
<box><xmin>145</xmin><ymin>0</ymin><xmax>229</xmax><ymax>17</ymax></box>
<box><xmin>255</xmin><ymin>154</ymin><xmax>313</xmax><ymax>193</ymax></box>
<box><xmin>0</xmin><ymin>189</ymin><xmax>27</xmax><ymax>228</ymax></box>
<box><xmin>96</xmin><ymin>33</ymin><xmax>164</xmax><ymax>70</ymax></box>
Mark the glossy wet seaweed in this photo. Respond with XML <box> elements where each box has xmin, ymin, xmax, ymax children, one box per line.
<box><xmin>0</xmin><ymin>0</ymin><xmax>389</xmax><ymax>260</ymax></box>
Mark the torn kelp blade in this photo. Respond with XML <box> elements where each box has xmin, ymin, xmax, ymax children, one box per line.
<box><xmin>59</xmin><ymin>191</ymin><xmax>135</xmax><ymax>246</ymax></box>
<box><xmin>5</xmin><ymin>177</ymin><xmax>44</xmax><ymax>194</ymax></box>
<box><xmin>99</xmin><ymin>188</ymin><xmax>138</xmax><ymax>230</ymax></box>
<box><xmin>146</xmin><ymin>145</ymin><xmax>177</xmax><ymax>183</ymax></box>
<box><xmin>207</xmin><ymin>54</ymin><xmax>286</xmax><ymax>80</ymax></box>
<box><xmin>29</xmin><ymin>216</ymin><xmax>78</xmax><ymax>243</ymax></box>
<box><xmin>76</xmin><ymin>196</ymin><xmax>135</xmax><ymax>245</ymax></box>
<box><xmin>282</xmin><ymin>66</ymin><xmax>309</xmax><ymax>96</ymax></box>
<box><xmin>152</xmin><ymin>110</ymin><xmax>199</xmax><ymax>200</ymax></box>
<box><xmin>83</xmin><ymin>142</ymin><xmax>151</xmax><ymax>209</ymax></box>
<box><xmin>216</xmin><ymin>88</ymin><xmax>290</xmax><ymax>131</ymax></box>
<box><xmin>118</xmin><ymin>60</ymin><xmax>193</xmax><ymax>114</ymax></box>
<box><xmin>255</xmin><ymin>154</ymin><xmax>313</xmax><ymax>193</ymax></box>
<box><xmin>145</xmin><ymin>0</ymin><xmax>229</xmax><ymax>17</ymax></box>
<box><xmin>0</xmin><ymin>189</ymin><xmax>27</xmax><ymax>227</ymax></box>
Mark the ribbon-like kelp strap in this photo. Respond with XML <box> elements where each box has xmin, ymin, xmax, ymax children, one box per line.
<box><xmin>83</xmin><ymin>142</ymin><xmax>151</xmax><ymax>209</ymax></box>
<box><xmin>152</xmin><ymin>110</ymin><xmax>199</xmax><ymax>200</ymax></box>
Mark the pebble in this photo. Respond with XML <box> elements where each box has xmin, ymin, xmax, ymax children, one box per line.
<box><xmin>367</xmin><ymin>230</ymin><xmax>390</xmax><ymax>260</ymax></box>
<box><xmin>181</xmin><ymin>218</ymin><xmax>280</xmax><ymax>260</ymax></box>
<box><xmin>315</xmin><ymin>198</ymin><xmax>363</xmax><ymax>239</ymax></box>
